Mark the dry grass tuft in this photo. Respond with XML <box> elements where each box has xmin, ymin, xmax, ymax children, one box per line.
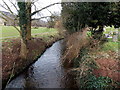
<box><xmin>62</xmin><ymin>27</ymin><xmax>90</xmax><ymax>68</ymax></box>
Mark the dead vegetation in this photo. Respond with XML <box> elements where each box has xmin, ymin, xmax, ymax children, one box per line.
<box><xmin>61</xmin><ymin>28</ymin><xmax>120</xmax><ymax>88</ymax></box>
<box><xmin>69</xmin><ymin>39</ymin><xmax>120</xmax><ymax>88</ymax></box>
<box><xmin>62</xmin><ymin>27</ymin><xmax>90</xmax><ymax>68</ymax></box>
<box><xmin>54</xmin><ymin>20</ymin><xmax>68</xmax><ymax>37</ymax></box>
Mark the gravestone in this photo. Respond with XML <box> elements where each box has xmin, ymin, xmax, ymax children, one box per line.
<box><xmin>113</xmin><ymin>30</ymin><xmax>118</xmax><ymax>42</ymax></box>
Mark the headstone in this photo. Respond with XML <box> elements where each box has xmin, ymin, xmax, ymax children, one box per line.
<box><xmin>113</xmin><ymin>30</ymin><xmax>118</xmax><ymax>42</ymax></box>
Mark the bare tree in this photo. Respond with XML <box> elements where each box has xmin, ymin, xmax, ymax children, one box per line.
<box><xmin>0</xmin><ymin>0</ymin><xmax>61</xmax><ymax>59</ymax></box>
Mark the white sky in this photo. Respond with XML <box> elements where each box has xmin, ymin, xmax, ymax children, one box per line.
<box><xmin>32</xmin><ymin>0</ymin><xmax>62</xmax><ymax>20</ymax></box>
<box><xmin>0</xmin><ymin>0</ymin><xmax>62</xmax><ymax>21</ymax></box>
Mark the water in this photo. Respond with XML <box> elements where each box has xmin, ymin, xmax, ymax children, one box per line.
<box><xmin>5</xmin><ymin>40</ymin><xmax>77</xmax><ymax>88</ymax></box>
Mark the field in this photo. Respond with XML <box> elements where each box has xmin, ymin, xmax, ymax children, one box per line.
<box><xmin>0</xmin><ymin>26</ymin><xmax>58</xmax><ymax>39</ymax></box>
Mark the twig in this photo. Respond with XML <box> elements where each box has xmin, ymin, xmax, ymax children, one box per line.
<box><xmin>9</xmin><ymin>0</ymin><xmax>18</xmax><ymax>12</ymax></box>
<box><xmin>6</xmin><ymin>62</ymin><xmax>16</xmax><ymax>85</ymax></box>
<box><xmin>0</xmin><ymin>11</ymin><xmax>14</xmax><ymax>21</ymax></box>
<box><xmin>13</xmin><ymin>26</ymin><xmax>21</xmax><ymax>35</ymax></box>
<box><xmin>2</xmin><ymin>0</ymin><xmax>14</xmax><ymax>14</ymax></box>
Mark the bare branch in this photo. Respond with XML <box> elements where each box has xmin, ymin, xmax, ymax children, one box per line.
<box><xmin>0</xmin><ymin>11</ymin><xmax>14</xmax><ymax>21</ymax></box>
<box><xmin>2</xmin><ymin>0</ymin><xmax>14</xmax><ymax>14</ymax></box>
<box><xmin>46</xmin><ymin>8</ymin><xmax>53</xmax><ymax>15</ymax></box>
<box><xmin>32</xmin><ymin>5</ymin><xmax>52</xmax><ymax>18</ymax></box>
<box><xmin>31</xmin><ymin>2</ymin><xmax>61</xmax><ymax>16</ymax></box>
<box><xmin>0</xmin><ymin>11</ymin><xmax>21</xmax><ymax>33</ymax></box>
<box><xmin>34</xmin><ymin>4</ymin><xmax>53</xmax><ymax>16</ymax></box>
<box><xmin>13</xmin><ymin>26</ymin><xmax>21</xmax><ymax>34</ymax></box>
<box><xmin>9</xmin><ymin>0</ymin><xmax>18</xmax><ymax>12</ymax></box>
<box><xmin>31</xmin><ymin>0</ymin><xmax>39</xmax><ymax>6</ymax></box>
<box><xmin>0</xmin><ymin>4</ymin><xmax>8</xmax><ymax>11</ymax></box>
<box><xmin>32</xmin><ymin>3</ymin><xmax>37</xmax><ymax>11</ymax></box>
<box><xmin>0</xmin><ymin>16</ymin><xmax>7</xmax><ymax>21</ymax></box>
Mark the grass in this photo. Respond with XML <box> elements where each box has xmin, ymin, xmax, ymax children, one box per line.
<box><xmin>101</xmin><ymin>41</ymin><xmax>119</xmax><ymax>52</ymax></box>
<box><xmin>0</xmin><ymin>26</ymin><xmax>58</xmax><ymax>38</ymax></box>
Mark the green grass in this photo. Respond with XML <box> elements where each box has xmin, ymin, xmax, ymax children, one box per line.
<box><xmin>1</xmin><ymin>26</ymin><xmax>19</xmax><ymax>38</ymax></box>
<box><xmin>0</xmin><ymin>26</ymin><xmax>58</xmax><ymax>38</ymax></box>
<box><xmin>101</xmin><ymin>41</ymin><xmax>119</xmax><ymax>52</ymax></box>
<box><xmin>31</xmin><ymin>27</ymin><xmax>57</xmax><ymax>34</ymax></box>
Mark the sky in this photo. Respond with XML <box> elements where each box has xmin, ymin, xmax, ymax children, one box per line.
<box><xmin>32</xmin><ymin>0</ymin><xmax>62</xmax><ymax>20</ymax></box>
<box><xmin>0</xmin><ymin>0</ymin><xmax>62</xmax><ymax>21</ymax></box>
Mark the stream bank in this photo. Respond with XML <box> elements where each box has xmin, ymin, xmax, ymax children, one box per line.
<box><xmin>5</xmin><ymin>40</ymin><xmax>78</xmax><ymax>89</ymax></box>
<box><xmin>2</xmin><ymin>35</ymin><xmax>63</xmax><ymax>89</ymax></box>
<box><xmin>61</xmin><ymin>30</ymin><xmax>119</xmax><ymax>88</ymax></box>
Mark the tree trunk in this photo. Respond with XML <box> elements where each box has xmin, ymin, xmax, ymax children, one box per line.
<box><xmin>20</xmin><ymin>38</ymin><xmax>28</xmax><ymax>59</ymax></box>
<box><xmin>26</xmin><ymin>21</ymin><xmax>31</xmax><ymax>40</ymax></box>
<box><xmin>18</xmin><ymin>1</ymin><xmax>31</xmax><ymax>59</ymax></box>
<box><xmin>26</xmin><ymin>1</ymin><xmax>31</xmax><ymax>40</ymax></box>
<box><xmin>20</xmin><ymin>26</ymin><xmax>28</xmax><ymax>59</ymax></box>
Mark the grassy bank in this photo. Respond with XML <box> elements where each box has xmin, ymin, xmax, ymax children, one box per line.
<box><xmin>0</xmin><ymin>26</ymin><xmax>57</xmax><ymax>38</ymax></box>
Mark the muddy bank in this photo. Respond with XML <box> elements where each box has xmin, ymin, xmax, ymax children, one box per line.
<box><xmin>2</xmin><ymin>36</ymin><xmax>63</xmax><ymax>89</ymax></box>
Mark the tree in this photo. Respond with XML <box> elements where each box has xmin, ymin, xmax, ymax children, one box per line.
<box><xmin>47</xmin><ymin>12</ymin><xmax>60</xmax><ymax>28</ymax></box>
<box><xmin>61</xmin><ymin>2</ymin><xmax>120</xmax><ymax>39</ymax></box>
<box><xmin>0</xmin><ymin>0</ymin><xmax>60</xmax><ymax>59</ymax></box>
<box><xmin>17</xmin><ymin>1</ymin><xmax>31</xmax><ymax>59</ymax></box>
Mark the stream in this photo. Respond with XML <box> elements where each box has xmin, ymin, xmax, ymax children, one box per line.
<box><xmin>5</xmin><ymin>40</ymin><xmax>77</xmax><ymax>88</ymax></box>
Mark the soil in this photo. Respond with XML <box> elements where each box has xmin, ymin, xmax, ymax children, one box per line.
<box><xmin>90</xmin><ymin>40</ymin><xmax>120</xmax><ymax>87</ymax></box>
<box><xmin>93</xmin><ymin>58</ymin><xmax>120</xmax><ymax>82</ymax></box>
<box><xmin>2</xmin><ymin>36</ymin><xmax>62</xmax><ymax>89</ymax></box>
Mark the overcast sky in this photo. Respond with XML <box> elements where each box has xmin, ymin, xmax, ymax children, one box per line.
<box><xmin>32</xmin><ymin>0</ymin><xmax>62</xmax><ymax>17</ymax></box>
<box><xmin>0</xmin><ymin>0</ymin><xmax>62</xmax><ymax>20</ymax></box>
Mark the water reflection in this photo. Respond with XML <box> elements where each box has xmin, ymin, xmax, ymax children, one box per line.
<box><xmin>6</xmin><ymin>40</ymin><xmax>77</xmax><ymax>88</ymax></box>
